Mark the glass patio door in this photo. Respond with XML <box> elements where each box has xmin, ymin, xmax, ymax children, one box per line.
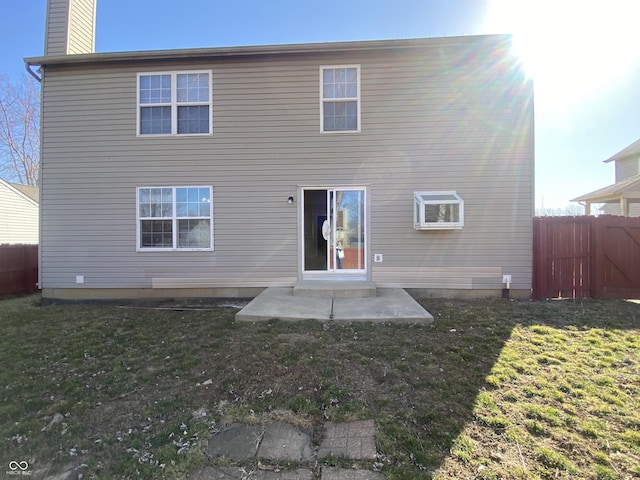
<box><xmin>303</xmin><ymin>187</ymin><xmax>366</xmax><ymax>276</ymax></box>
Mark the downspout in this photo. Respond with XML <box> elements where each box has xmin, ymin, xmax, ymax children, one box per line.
<box><xmin>25</xmin><ymin>61</ymin><xmax>43</xmax><ymax>291</ymax></box>
<box><xmin>25</xmin><ymin>61</ymin><xmax>42</xmax><ymax>83</ymax></box>
<box><xmin>577</xmin><ymin>201</ymin><xmax>589</xmax><ymax>216</ymax></box>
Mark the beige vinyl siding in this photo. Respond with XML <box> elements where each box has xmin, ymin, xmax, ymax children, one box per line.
<box><xmin>606</xmin><ymin>158</ymin><xmax>640</xmax><ymax>216</ymax></box>
<box><xmin>615</xmin><ymin>157</ymin><xmax>640</xmax><ymax>182</ymax></box>
<box><xmin>40</xmin><ymin>37</ymin><xmax>533</xmax><ymax>293</ymax></box>
<box><xmin>601</xmin><ymin>200</ymin><xmax>640</xmax><ymax>217</ymax></box>
<box><xmin>44</xmin><ymin>0</ymin><xmax>95</xmax><ymax>56</ymax></box>
<box><xmin>44</xmin><ymin>0</ymin><xmax>69</xmax><ymax>56</ymax></box>
<box><xmin>0</xmin><ymin>183</ymin><xmax>39</xmax><ymax>245</ymax></box>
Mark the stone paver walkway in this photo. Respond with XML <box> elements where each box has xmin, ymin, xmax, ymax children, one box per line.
<box><xmin>321</xmin><ymin>467</ymin><xmax>384</xmax><ymax>480</ymax></box>
<box><xmin>205</xmin><ymin>423</ymin><xmax>263</xmax><ymax>461</ymax></box>
<box><xmin>190</xmin><ymin>466</ymin><xmax>315</xmax><ymax>479</ymax></box>
<box><xmin>256</xmin><ymin>422</ymin><xmax>314</xmax><ymax>462</ymax></box>
<box><xmin>317</xmin><ymin>420</ymin><xmax>377</xmax><ymax>461</ymax></box>
<box><xmin>190</xmin><ymin>420</ymin><xmax>383</xmax><ymax>480</ymax></box>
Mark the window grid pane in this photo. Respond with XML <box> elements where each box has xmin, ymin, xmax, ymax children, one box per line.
<box><xmin>176</xmin><ymin>187</ymin><xmax>211</xmax><ymax>217</ymax></box>
<box><xmin>138</xmin><ymin>187</ymin><xmax>172</xmax><ymax>218</ymax></box>
<box><xmin>140</xmin><ymin>106</ymin><xmax>171</xmax><ymax>135</ymax></box>
<box><xmin>323</xmin><ymin>100</ymin><xmax>357</xmax><ymax>132</ymax></box>
<box><xmin>177</xmin><ymin>106</ymin><xmax>210</xmax><ymax>134</ymax></box>
<box><xmin>323</xmin><ymin>67</ymin><xmax>357</xmax><ymax>100</ymax></box>
<box><xmin>178</xmin><ymin>219</ymin><xmax>211</xmax><ymax>248</ymax></box>
<box><xmin>139</xmin><ymin>74</ymin><xmax>171</xmax><ymax>104</ymax></box>
<box><xmin>140</xmin><ymin>220</ymin><xmax>173</xmax><ymax>247</ymax></box>
<box><xmin>177</xmin><ymin>73</ymin><xmax>210</xmax><ymax>102</ymax></box>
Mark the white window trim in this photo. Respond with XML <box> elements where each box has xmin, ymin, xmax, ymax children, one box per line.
<box><xmin>320</xmin><ymin>65</ymin><xmax>361</xmax><ymax>133</ymax></box>
<box><xmin>414</xmin><ymin>191</ymin><xmax>464</xmax><ymax>230</ymax></box>
<box><xmin>136</xmin><ymin>186</ymin><xmax>214</xmax><ymax>252</ymax></box>
<box><xmin>136</xmin><ymin>70</ymin><xmax>213</xmax><ymax>136</ymax></box>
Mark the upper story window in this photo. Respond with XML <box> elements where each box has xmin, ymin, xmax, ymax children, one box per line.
<box><xmin>321</xmin><ymin>66</ymin><xmax>360</xmax><ymax>133</ymax></box>
<box><xmin>137</xmin><ymin>186</ymin><xmax>213</xmax><ymax>251</ymax></box>
<box><xmin>138</xmin><ymin>71</ymin><xmax>212</xmax><ymax>136</ymax></box>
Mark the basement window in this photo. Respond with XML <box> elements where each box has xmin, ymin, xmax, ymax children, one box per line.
<box><xmin>414</xmin><ymin>191</ymin><xmax>464</xmax><ymax>230</ymax></box>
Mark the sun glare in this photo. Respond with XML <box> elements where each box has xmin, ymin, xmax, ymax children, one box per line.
<box><xmin>485</xmin><ymin>0</ymin><xmax>640</xmax><ymax>112</ymax></box>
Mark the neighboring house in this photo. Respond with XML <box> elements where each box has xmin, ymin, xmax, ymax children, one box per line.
<box><xmin>572</xmin><ymin>138</ymin><xmax>640</xmax><ymax>216</ymax></box>
<box><xmin>26</xmin><ymin>0</ymin><xmax>534</xmax><ymax>302</ymax></box>
<box><xmin>0</xmin><ymin>179</ymin><xmax>39</xmax><ymax>245</ymax></box>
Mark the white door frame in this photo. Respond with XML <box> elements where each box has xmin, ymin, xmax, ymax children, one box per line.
<box><xmin>299</xmin><ymin>185</ymin><xmax>369</xmax><ymax>281</ymax></box>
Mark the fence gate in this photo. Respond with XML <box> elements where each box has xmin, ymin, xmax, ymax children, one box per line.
<box><xmin>533</xmin><ymin>216</ymin><xmax>640</xmax><ymax>300</ymax></box>
<box><xmin>595</xmin><ymin>216</ymin><xmax>640</xmax><ymax>298</ymax></box>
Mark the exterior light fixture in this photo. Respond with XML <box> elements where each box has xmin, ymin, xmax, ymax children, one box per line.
<box><xmin>288</xmin><ymin>196</ymin><xmax>294</xmax><ymax>204</ymax></box>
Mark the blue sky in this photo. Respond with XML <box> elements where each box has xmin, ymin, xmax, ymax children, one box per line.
<box><xmin>2</xmin><ymin>0</ymin><xmax>640</xmax><ymax>209</ymax></box>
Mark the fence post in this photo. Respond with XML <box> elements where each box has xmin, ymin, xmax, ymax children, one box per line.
<box><xmin>532</xmin><ymin>217</ymin><xmax>538</xmax><ymax>299</ymax></box>
<box><xmin>532</xmin><ymin>217</ymin><xmax>547</xmax><ymax>300</ymax></box>
<box><xmin>591</xmin><ymin>216</ymin><xmax>603</xmax><ymax>298</ymax></box>
<box><xmin>26</xmin><ymin>245</ymin><xmax>38</xmax><ymax>294</ymax></box>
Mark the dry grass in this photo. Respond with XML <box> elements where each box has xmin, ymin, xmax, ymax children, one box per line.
<box><xmin>0</xmin><ymin>294</ymin><xmax>638</xmax><ymax>479</ymax></box>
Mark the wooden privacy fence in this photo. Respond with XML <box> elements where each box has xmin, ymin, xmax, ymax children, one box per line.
<box><xmin>533</xmin><ymin>216</ymin><xmax>640</xmax><ymax>300</ymax></box>
<box><xmin>0</xmin><ymin>244</ymin><xmax>38</xmax><ymax>296</ymax></box>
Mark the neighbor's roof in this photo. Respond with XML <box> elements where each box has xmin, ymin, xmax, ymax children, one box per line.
<box><xmin>604</xmin><ymin>138</ymin><xmax>640</xmax><ymax>163</ymax></box>
<box><xmin>10</xmin><ymin>183</ymin><xmax>39</xmax><ymax>203</ymax></box>
<box><xmin>571</xmin><ymin>174</ymin><xmax>640</xmax><ymax>203</ymax></box>
<box><xmin>25</xmin><ymin>34</ymin><xmax>511</xmax><ymax>68</ymax></box>
<box><xmin>0</xmin><ymin>179</ymin><xmax>39</xmax><ymax>206</ymax></box>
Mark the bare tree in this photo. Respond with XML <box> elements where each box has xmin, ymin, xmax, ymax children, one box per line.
<box><xmin>563</xmin><ymin>204</ymin><xmax>588</xmax><ymax>216</ymax></box>
<box><xmin>535</xmin><ymin>203</ymin><xmax>600</xmax><ymax>217</ymax></box>
<box><xmin>0</xmin><ymin>74</ymin><xmax>40</xmax><ymax>186</ymax></box>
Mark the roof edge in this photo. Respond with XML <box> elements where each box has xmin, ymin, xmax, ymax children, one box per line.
<box><xmin>571</xmin><ymin>174</ymin><xmax>640</xmax><ymax>203</ymax></box>
<box><xmin>25</xmin><ymin>34</ymin><xmax>512</xmax><ymax>67</ymax></box>
<box><xmin>604</xmin><ymin>138</ymin><xmax>640</xmax><ymax>163</ymax></box>
<box><xmin>0</xmin><ymin>179</ymin><xmax>39</xmax><ymax>206</ymax></box>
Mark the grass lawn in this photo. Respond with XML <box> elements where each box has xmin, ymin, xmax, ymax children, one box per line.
<box><xmin>0</xmin><ymin>295</ymin><xmax>638</xmax><ymax>479</ymax></box>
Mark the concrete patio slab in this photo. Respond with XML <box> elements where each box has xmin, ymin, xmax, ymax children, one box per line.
<box><xmin>333</xmin><ymin>289</ymin><xmax>433</xmax><ymax>324</ymax></box>
<box><xmin>236</xmin><ymin>287</ymin><xmax>331</xmax><ymax>322</ymax></box>
<box><xmin>236</xmin><ymin>287</ymin><xmax>433</xmax><ymax>324</ymax></box>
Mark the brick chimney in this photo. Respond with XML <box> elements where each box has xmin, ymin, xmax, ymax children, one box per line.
<box><xmin>44</xmin><ymin>0</ymin><xmax>96</xmax><ymax>56</ymax></box>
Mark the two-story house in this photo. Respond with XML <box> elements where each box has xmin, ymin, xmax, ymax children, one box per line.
<box><xmin>26</xmin><ymin>0</ymin><xmax>534</xmax><ymax>302</ymax></box>
<box><xmin>572</xmin><ymin>138</ymin><xmax>640</xmax><ymax>216</ymax></box>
